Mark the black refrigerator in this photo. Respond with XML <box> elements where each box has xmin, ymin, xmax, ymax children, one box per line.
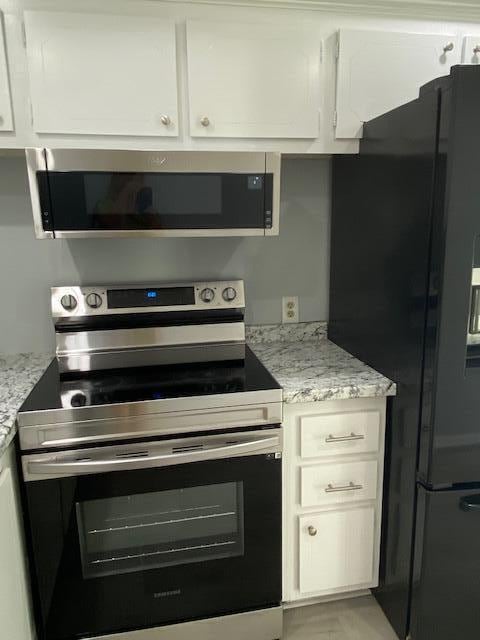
<box><xmin>330</xmin><ymin>64</ymin><xmax>480</xmax><ymax>640</ymax></box>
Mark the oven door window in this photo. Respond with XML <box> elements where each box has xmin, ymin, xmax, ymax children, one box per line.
<box><xmin>39</xmin><ymin>171</ymin><xmax>269</xmax><ymax>231</ymax></box>
<box><xmin>77</xmin><ymin>482</ymin><xmax>244</xmax><ymax>579</ymax></box>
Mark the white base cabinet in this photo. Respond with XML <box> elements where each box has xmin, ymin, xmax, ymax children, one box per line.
<box><xmin>298</xmin><ymin>506</ymin><xmax>376</xmax><ymax>594</ymax></box>
<box><xmin>0</xmin><ymin>12</ymin><xmax>13</xmax><ymax>132</ymax></box>
<box><xmin>283</xmin><ymin>397</ymin><xmax>386</xmax><ymax>604</ymax></box>
<box><xmin>0</xmin><ymin>442</ymin><xmax>34</xmax><ymax>640</ymax></box>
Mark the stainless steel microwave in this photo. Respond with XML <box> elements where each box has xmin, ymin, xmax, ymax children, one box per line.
<box><xmin>26</xmin><ymin>149</ymin><xmax>281</xmax><ymax>239</ymax></box>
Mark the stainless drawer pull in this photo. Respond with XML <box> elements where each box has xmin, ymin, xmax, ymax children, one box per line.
<box><xmin>325</xmin><ymin>432</ymin><xmax>365</xmax><ymax>443</ymax></box>
<box><xmin>325</xmin><ymin>481</ymin><xmax>363</xmax><ymax>493</ymax></box>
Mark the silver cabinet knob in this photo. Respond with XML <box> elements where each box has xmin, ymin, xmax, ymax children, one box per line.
<box><xmin>200</xmin><ymin>287</ymin><xmax>215</xmax><ymax>303</ymax></box>
<box><xmin>200</xmin><ymin>116</ymin><xmax>210</xmax><ymax>127</ymax></box>
<box><xmin>474</xmin><ymin>45</ymin><xmax>480</xmax><ymax>54</ymax></box>
<box><xmin>61</xmin><ymin>294</ymin><xmax>77</xmax><ymax>311</ymax></box>
<box><xmin>160</xmin><ymin>115</ymin><xmax>171</xmax><ymax>126</ymax></box>
<box><xmin>443</xmin><ymin>42</ymin><xmax>454</xmax><ymax>53</ymax></box>
<box><xmin>308</xmin><ymin>525</ymin><xmax>317</xmax><ymax>537</ymax></box>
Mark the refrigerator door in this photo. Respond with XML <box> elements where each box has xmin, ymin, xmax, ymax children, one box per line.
<box><xmin>421</xmin><ymin>66</ymin><xmax>480</xmax><ymax>486</ymax></box>
<box><xmin>330</xmin><ymin>74</ymin><xmax>442</xmax><ymax>640</ymax></box>
<box><xmin>410</xmin><ymin>484</ymin><xmax>480</xmax><ymax>639</ymax></box>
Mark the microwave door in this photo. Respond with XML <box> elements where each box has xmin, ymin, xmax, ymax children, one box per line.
<box><xmin>26</xmin><ymin>150</ymin><xmax>280</xmax><ymax>238</ymax></box>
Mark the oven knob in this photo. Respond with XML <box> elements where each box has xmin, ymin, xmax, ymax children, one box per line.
<box><xmin>222</xmin><ymin>287</ymin><xmax>237</xmax><ymax>302</ymax></box>
<box><xmin>200</xmin><ymin>288</ymin><xmax>215</xmax><ymax>303</ymax></box>
<box><xmin>71</xmin><ymin>393</ymin><xmax>87</xmax><ymax>407</ymax></box>
<box><xmin>86</xmin><ymin>293</ymin><xmax>102</xmax><ymax>309</ymax></box>
<box><xmin>61</xmin><ymin>294</ymin><xmax>77</xmax><ymax>311</ymax></box>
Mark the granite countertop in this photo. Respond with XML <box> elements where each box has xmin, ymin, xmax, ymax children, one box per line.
<box><xmin>0</xmin><ymin>353</ymin><xmax>52</xmax><ymax>458</ymax></box>
<box><xmin>247</xmin><ymin>322</ymin><xmax>396</xmax><ymax>403</ymax></box>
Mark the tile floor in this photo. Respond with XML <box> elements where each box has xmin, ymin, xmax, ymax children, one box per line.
<box><xmin>284</xmin><ymin>596</ymin><xmax>398</xmax><ymax>640</ymax></box>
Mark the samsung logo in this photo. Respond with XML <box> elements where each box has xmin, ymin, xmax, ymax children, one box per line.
<box><xmin>153</xmin><ymin>589</ymin><xmax>181</xmax><ymax>599</ymax></box>
<box><xmin>148</xmin><ymin>156</ymin><xmax>168</xmax><ymax>166</ymax></box>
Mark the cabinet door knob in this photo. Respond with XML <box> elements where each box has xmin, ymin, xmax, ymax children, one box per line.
<box><xmin>474</xmin><ymin>45</ymin><xmax>480</xmax><ymax>54</ymax></box>
<box><xmin>308</xmin><ymin>525</ymin><xmax>317</xmax><ymax>537</ymax></box>
<box><xmin>160</xmin><ymin>115</ymin><xmax>171</xmax><ymax>126</ymax></box>
<box><xmin>200</xmin><ymin>116</ymin><xmax>210</xmax><ymax>127</ymax></box>
<box><xmin>443</xmin><ymin>42</ymin><xmax>454</xmax><ymax>53</ymax></box>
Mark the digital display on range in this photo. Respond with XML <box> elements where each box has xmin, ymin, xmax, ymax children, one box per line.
<box><xmin>107</xmin><ymin>287</ymin><xmax>195</xmax><ymax>309</ymax></box>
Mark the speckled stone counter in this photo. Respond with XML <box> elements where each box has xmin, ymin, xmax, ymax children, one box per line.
<box><xmin>0</xmin><ymin>353</ymin><xmax>52</xmax><ymax>458</ymax></box>
<box><xmin>247</xmin><ymin>323</ymin><xmax>396</xmax><ymax>404</ymax></box>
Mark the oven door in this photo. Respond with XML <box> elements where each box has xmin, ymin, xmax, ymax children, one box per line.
<box><xmin>22</xmin><ymin>429</ymin><xmax>282</xmax><ymax>640</ymax></box>
<box><xmin>26</xmin><ymin>149</ymin><xmax>280</xmax><ymax>238</ymax></box>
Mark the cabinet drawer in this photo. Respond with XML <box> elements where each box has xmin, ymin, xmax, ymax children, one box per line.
<box><xmin>298</xmin><ymin>506</ymin><xmax>375</xmax><ymax>594</ymax></box>
<box><xmin>300</xmin><ymin>410</ymin><xmax>380</xmax><ymax>459</ymax></box>
<box><xmin>301</xmin><ymin>460</ymin><xmax>378</xmax><ymax>507</ymax></box>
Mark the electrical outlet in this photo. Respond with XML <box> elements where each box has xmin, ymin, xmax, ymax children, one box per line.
<box><xmin>282</xmin><ymin>296</ymin><xmax>299</xmax><ymax>324</ymax></box>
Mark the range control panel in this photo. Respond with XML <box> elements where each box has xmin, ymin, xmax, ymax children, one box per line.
<box><xmin>51</xmin><ymin>281</ymin><xmax>245</xmax><ymax>318</ymax></box>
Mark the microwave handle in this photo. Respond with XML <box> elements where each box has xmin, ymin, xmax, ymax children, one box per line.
<box><xmin>26</xmin><ymin>435</ymin><xmax>280</xmax><ymax>479</ymax></box>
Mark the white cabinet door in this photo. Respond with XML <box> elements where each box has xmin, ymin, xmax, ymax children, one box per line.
<box><xmin>187</xmin><ymin>21</ymin><xmax>320</xmax><ymax>138</ymax></box>
<box><xmin>0</xmin><ymin>456</ymin><xmax>33</xmax><ymax>640</ymax></box>
<box><xmin>298</xmin><ymin>506</ymin><xmax>375</xmax><ymax>594</ymax></box>
<box><xmin>0</xmin><ymin>12</ymin><xmax>13</xmax><ymax>132</ymax></box>
<box><xmin>462</xmin><ymin>36</ymin><xmax>480</xmax><ymax>64</ymax></box>
<box><xmin>24</xmin><ymin>11</ymin><xmax>178</xmax><ymax>136</ymax></box>
<box><xmin>335</xmin><ymin>29</ymin><xmax>461</xmax><ymax>138</ymax></box>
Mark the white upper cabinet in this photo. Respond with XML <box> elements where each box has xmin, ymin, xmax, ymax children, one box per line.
<box><xmin>462</xmin><ymin>36</ymin><xmax>480</xmax><ymax>63</ymax></box>
<box><xmin>23</xmin><ymin>11</ymin><xmax>178</xmax><ymax>136</ymax></box>
<box><xmin>186</xmin><ymin>20</ymin><xmax>321</xmax><ymax>138</ymax></box>
<box><xmin>0</xmin><ymin>12</ymin><xmax>13</xmax><ymax>132</ymax></box>
<box><xmin>335</xmin><ymin>29</ymin><xmax>461</xmax><ymax>138</ymax></box>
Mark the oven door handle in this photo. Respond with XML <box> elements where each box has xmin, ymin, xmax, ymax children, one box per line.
<box><xmin>25</xmin><ymin>434</ymin><xmax>281</xmax><ymax>479</ymax></box>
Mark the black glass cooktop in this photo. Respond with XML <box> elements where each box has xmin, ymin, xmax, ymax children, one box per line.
<box><xmin>19</xmin><ymin>346</ymin><xmax>280</xmax><ymax>413</ymax></box>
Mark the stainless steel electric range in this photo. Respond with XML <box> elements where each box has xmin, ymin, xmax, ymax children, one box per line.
<box><xmin>17</xmin><ymin>280</ymin><xmax>283</xmax><ymax>640</ymax></box>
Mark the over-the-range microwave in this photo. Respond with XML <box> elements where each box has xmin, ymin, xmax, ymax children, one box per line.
<box><xmin>26</xmin><ymin>149</ymin><xmax>281</xmax><ymax>239</ymax></box>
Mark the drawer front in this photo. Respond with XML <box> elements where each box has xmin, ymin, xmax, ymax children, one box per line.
<box><xmin>301</xmin><ymin>460</ymin><xmax>378</xmax><ymax>507</ymax></box>
<box><xmin>298</xmin><ymin>506</ymin><xmax>375</xmax><ymax>594</ymax></box>
<box><xmin>300</xmin><ymin>410</ymin><xmax>380</xmax><ymax>459</ymax></box>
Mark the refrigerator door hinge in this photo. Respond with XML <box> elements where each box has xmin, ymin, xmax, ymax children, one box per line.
<box><xmin>333</xmin><ymin>110</ymin><xmax>338</xmax><ymax>128</ymax></box>
<box><xmin>21</xmin><ymin>21</ymin><xmax>27</xmax><ymax>48</ymax></box>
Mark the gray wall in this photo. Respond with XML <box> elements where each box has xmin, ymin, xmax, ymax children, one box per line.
<box><xmin>0</xmin><ymin>156</ymin><xmax>330</xmax><ymax>354</ymax></box>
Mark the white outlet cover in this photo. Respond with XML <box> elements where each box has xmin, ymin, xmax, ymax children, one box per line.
<box><xmin>282</xmin><ymin>296</ymin><xmax>299</xmax><ymax>324</ymax></box>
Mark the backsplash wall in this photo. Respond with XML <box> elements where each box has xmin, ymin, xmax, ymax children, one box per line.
<box><xmin>0</xmin><ymin>156</ymin><xmax>330</xmax><ymax>354</ymax></box>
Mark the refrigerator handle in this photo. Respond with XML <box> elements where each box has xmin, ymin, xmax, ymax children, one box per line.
<box><xmin>460</xmin><ymin>495</ymin><xmax>480</xmax><ymax>512</ymax></box>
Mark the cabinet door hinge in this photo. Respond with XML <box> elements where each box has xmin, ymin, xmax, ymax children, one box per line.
<box><xmin>333</xmin><ymin>111</ymin><xmax>338</xmax><ymax>128</ymax></box>
<box><xmin>21</xmin><ymin>21</ymin><xmax>27</xmax><ymax>48</ymax></box>
<box><xmin>29</xmin><ymin>102</ymin><xmax>34</xmax><ymax>126</ymax></box>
